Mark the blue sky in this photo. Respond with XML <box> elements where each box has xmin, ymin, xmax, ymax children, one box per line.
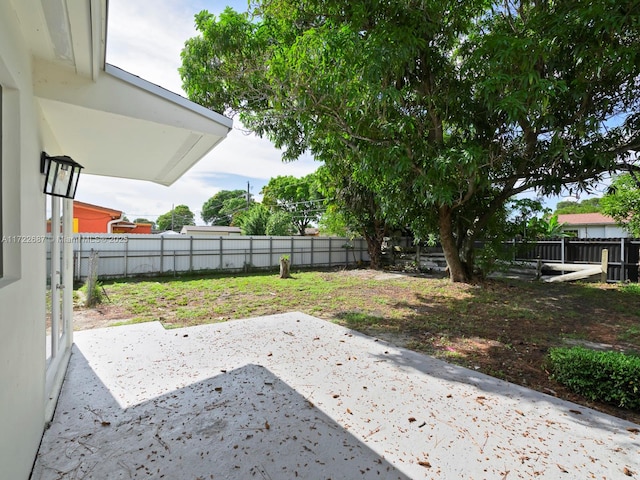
<box><xmin>75</xmin><ymin>0</ymin><xmax>319</xmax><ymax>223</ymax></box>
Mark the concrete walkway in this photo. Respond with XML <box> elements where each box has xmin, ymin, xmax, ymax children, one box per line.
<box><xmin>32</xmin><ymin>313</ymin><xmax>639</xmax><ymax>479</ymax></box>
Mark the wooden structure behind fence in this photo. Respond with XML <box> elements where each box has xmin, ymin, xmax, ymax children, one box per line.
<box><xmin>512</xmin><ymin>238</ymin><xmax>640</xmax><ymax>282</ymax></box>
<box><xmin>45</xmin><ymin>234</ymin><xmax>372</xmax><ymax>281</ymax></box>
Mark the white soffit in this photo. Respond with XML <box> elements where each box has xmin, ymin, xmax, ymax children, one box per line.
<box><xmin>33</xmin><ymin>59</ymin><xmax>233</xmax><ymax>186</ymax></box>
<box><xmin>12</xmin><ymin>0</ymin><xmax>104</xmax><ymax>78</ymax></box>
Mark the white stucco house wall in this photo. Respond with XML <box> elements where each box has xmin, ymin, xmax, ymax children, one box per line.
<box><xmin>0</xmin><ymin>2</ymin><xmax>232</xmax><ymax>478</ymax></box>
<box><xmin>557</xmin><ymin>213</ymin><xmax>628</xmax><ymax>239</ymax></box>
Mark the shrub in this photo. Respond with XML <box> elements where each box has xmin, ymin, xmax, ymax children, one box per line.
<box><xmin>548</xmin><ymin>346</ymin><xmax>640</xmax><ymax>410</ymax></box>
<box><xmin>81</xmin><ymin>280</ymin><xmax>103</xmax><ymax>307</ymax></box>
<box><xmin>239</xmin><ymin>204</ymin><xmax>270</xmax><ymax>236</ymax></box>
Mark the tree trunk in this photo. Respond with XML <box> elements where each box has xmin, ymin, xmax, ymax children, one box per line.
<box><xmin>279</xmin><ymin>256</ymin><xmax>291</xmax><ymax>278</ymax></box>
<box><xmin>365</xmin><ymin>233</ymin><xmax>384</xmax><ymax>270</ymax></box>
<box><xmin>438</xmin><ymin>206</ymin><xmax>470</xmax><ymax>283</ymax></box>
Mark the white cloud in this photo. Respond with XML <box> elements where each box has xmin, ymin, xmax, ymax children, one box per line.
<box><xmin>76</xmin><ymin>0</ymin><xmax>319</xmax><ymax>223</ymax></box>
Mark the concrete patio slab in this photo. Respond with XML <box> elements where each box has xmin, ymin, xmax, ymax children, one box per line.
<box><xmin>32</xmin><ymin>313</ymin><xmax>639</xmax><ymax>479</ymax></box>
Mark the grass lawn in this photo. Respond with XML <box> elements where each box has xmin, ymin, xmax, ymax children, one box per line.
<box><xmin>74</xmin><ymin>268</ymin><xmax>640</xmax><ymax>424</ymax></box>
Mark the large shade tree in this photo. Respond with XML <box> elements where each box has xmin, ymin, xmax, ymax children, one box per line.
<box><xmin>201</xmin><ymin>189</ymin><xmax>252</xmax><ymax>225</ymax></box>
<box><xmin>181</xmin><ymin>1</ymin><xmax>640</xmax><ymax>281</ymax></box>
<box><xmin>156</xmin><ymin>205</ymin><xmax>195</xmax><ymax>232</ymax></box>
<box><xmin>261</xmin><ymin>174</ymin><xmax>324</xmax><ymax>235</ymax></box>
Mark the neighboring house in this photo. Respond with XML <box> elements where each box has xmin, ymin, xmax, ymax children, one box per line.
<box><xmin>72</xmin><ymin>200</ymin><xmax>123</xmax><ymax>232</ymax></box>
<box><xmin>0</xmin><ymin>2</ymin><xmax>232</xmax><ymax>479</ymax></box>
<box><xmin>180</xmin><ymin>225</ymin><xmax>242</xmax><ymax>236</ymax></box>
<box><xmin>46</xmin><ymin>200</ymin><xmax>153</xmax><ymax>234</ymax></box>
<box><xmin>557</xmin><ymin>213</ymin><xmax>627</xmax><ymax>238</ymax></box>
<box><xmin>111</xmin><ymin>220</ymin><xmax>153</xmax><ymax>234</ymax></box>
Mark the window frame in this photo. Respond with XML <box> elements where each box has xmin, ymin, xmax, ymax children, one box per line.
<box><xmin>0</xmin><ymin>84</ymin><xmax>3</xmax><ymax>278</ymax></box>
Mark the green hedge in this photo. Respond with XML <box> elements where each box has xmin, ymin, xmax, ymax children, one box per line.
<box><xmin>548</xmin><ymin>346</ymin><xmax>640</xmax><ymax>410</ymax></box>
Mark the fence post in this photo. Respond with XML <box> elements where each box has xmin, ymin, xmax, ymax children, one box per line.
<box><xmin>173</xmin><ymin>250</ymin><xmax>177</xmax><ymax>276</ymax></box>
<box><xmin>189</xmin><ymin>236</ymin><xmax>193</xmax><ymax>273</ymax></box>
<box><xmin>291</xmin><ymin>236</ymin><xmax>295</xmax><ymax>266</ymax></box>
<box><xmin>124</xmin><ymin>236</ymin><xmax>129</xmax><ymax>278</ymax></box>
<box><xmin>561</xmin><ymin>237</ymin><xmax>566</xmax><ymax>275</ymax></box>
<box><xmin>269</xmin><ymin>236</ymin><xmax>273</xmax><ymax>267</ymax></box>
<box><xmin>250</xmin><ymin>236</ymin><xmax>253</xmax><ymax>268</ymax></box>
<box><xmin>345</xmin><ymin>239</ymin><xmax>349</xmax><ymax>268</ymax></box>
<box><xmin>601</xmin><ymin>249</ymin><xmax>609</xmax><ymax>283</ymax></box>
<box><xmin>310</xmin><ymin>236</ymin><xmax>314</xmax><ymax>268</ymax></box>
<box><xmin>621</xmin><ymin>238</ymin><xmax>626</xmax><ymax>282</ymax></box>
<box><xmin>219</xmin><ymin>236</ymin><xmax>223</xmax><ymax>270</ymax></box>
<box><xmin>160</xmin><ymin>235</ymin><xmax>164</xmax><ymax>274</ymax></box>
<box><xmin>77</xmin><ymin>234</ymin><xmax>83</xmax><ymax>281</ymax></box>
<box><xmin>329</xmin><ymin>237</ymin><xmax>332</xmax><ymax>267</ymax></box>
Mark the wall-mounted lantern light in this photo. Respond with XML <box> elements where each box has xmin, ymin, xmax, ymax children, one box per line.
<box><xmin>41</xmin><ymin>152</ymin><xmax>83</xmax><ymax>199</ymax></box>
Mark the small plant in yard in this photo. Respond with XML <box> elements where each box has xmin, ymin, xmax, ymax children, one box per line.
<box><xmin>548</xmin><ymin>346</ymin><xmax>640</xmax><ymax>410</ymax></box>
<box><xmin>80</xmin><ymin>280</ymin><xmax>104</xmax><ymax>307</ymax></box>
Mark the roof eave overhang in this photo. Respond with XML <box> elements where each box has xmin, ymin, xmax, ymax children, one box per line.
<box><xmin>33</xmin><ymin>59</ymin><xmax>233</xmax><ymax>186</ymax></box>
<box><xmin>19</xmin><ymin>0</ymin><xmax>232</xmax><ymax>186</ymax></box>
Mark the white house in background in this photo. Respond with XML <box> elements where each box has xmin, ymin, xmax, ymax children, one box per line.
<box><xmin>180</xmin><ymin>225</ymin><xmax>243</xmax><ymax>236</ymax></box>
<box><xmin>557</xmin><ymin>213</ymin><xmax>628</xmax><ymax>238</ymax></box>
<box><xmin>0</xmin><ymin>2</ymin><xmax>232</xmax><ymax>478</ymax></box>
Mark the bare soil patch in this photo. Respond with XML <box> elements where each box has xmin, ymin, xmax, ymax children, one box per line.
<box><xmin>72</xmin><ymin>305</ymin><xmax>132</xmax><ymax>330</ymax></box>
<box><xmin>73</xmin><ymin>268</ymin><xmax>640</xmax><ymax>424</ymax></box>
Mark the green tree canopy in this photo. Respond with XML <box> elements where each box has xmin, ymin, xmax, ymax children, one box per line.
<box><xmin>261</xmin><ymin>174</ymin><xmax>323</xmax><ymax>235</ymax></box>
<box><xmin>181</xmin><ymin>1</ymin><xmax>640</xmax><ymax>281</ymax></box>
<box><xmin>555</xmin><ymin>198</ymin><xmax>602</xmax><ymax>215</ymax></box>
<box><xmin>265</xmin><ymin>210</ymin><xmax>295</xmax><ymax>236</ymax></box>
<box><xmin>156</xmin><ymin>205</ymin><xmax>195</xmax><ymax>232</ymax></box>
<box><xmin>318</xmin><ymin>206</ymin><xmax>351</xmax><ymax>238</ymax></box>
<box><xmin>238</xmin><ymin>204</ymin><xmax>271</xmax><ymax>236</ymax></box>
<box><xmin>315</xmin><ymin>164</ymin><xmax>393</xmax><ymax>268</ymax></box>
<box><xmin>505</xmin><ymin>199</ymin><xmax>550</xmax><ymax>240</ymax></box>
<box><xmin>201</xmin><ymin>189</ymin><xmax>252</xmax><ymax>225</ymax></box>
<box><xmin>601</xmin><ymin>174</ymin><xmax>640</xmax><ymax>237</ymax></box>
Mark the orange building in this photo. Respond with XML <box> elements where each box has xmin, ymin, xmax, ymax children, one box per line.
<box><xmin>47</xmin><ymin>201</ymin><xmax>152</xmax><ymax>234</ymax></box>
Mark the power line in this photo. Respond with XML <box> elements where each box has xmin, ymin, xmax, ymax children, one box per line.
<box><xmin>271</xmin><ymin>198</ymin><xmax>328</xmax><ymax>207</ymax></box>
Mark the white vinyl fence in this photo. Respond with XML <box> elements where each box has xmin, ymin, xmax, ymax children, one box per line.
<box><xmin>46</xmin><ymin>234</ymin><xmax>371</xmax><ymax>281</ymax></box>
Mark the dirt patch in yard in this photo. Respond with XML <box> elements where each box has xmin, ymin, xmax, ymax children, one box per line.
<box><xmin>72</xmin><ymin>305</ymin><xmax>133</xmax><ymax>330</ymax></box>
<box><xmin>73</xmin><ymin>268</ymin><xmax>640</xmax><ymax>425</ymax></box>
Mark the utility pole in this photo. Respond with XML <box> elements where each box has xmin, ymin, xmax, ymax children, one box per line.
<box><xmin>247</xmin><ymin>181</ymin><xmax>250</xmax><ymax>209</ymax></box>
